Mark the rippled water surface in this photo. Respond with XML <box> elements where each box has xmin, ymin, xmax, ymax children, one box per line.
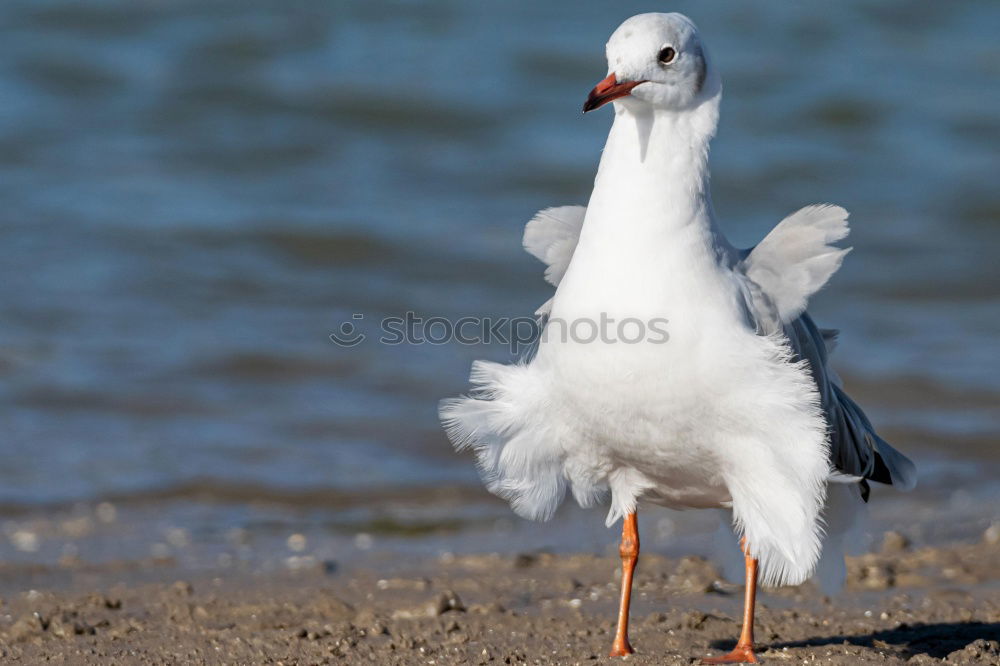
<box><xmin>0</xmin><ymin>1</ymin><xmax>997</xmax><ymax>563</ymax></box>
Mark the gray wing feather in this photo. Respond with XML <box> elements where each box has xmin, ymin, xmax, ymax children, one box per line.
<box><xmin>784</xmin><ymin>314</ymin><xmax>916</xmax><ymax>491</ymax></box>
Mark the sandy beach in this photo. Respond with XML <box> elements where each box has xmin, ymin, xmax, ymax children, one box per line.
<box><xmin>0</xmin><ymin>529</ymin><xmax>996</xmax><ymax>664</ymax></box>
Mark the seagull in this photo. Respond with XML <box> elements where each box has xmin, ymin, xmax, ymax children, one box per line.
<box><xmin>441</xmin><ymin>12</ymin><xmax>915</xmax><ymax>664</ymax></box>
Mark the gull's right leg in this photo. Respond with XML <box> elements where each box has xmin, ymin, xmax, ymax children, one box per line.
<box><xmin>609</xmin><ymin>511</ymin><xmax>639</xmax><ymax>656</ymax></box>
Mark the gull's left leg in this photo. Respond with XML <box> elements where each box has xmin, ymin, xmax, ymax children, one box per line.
<box><xmin>609</xmin><ymin>511</ymin><xmax>639</xmax><ymax>656</ymax></box>
<box><xmin>702</xmin><ymin>538</ymin><xmax>758</xmax><ymax>664</ymax></box>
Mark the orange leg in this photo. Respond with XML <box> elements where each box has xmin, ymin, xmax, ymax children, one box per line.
<box><xmin>609</xmin><ymin>512</ymin><xmax>639</xmax><ymax>657</ymax></box>
<box><xmin>702</xmin><ymin>538</ymin><xmax>758</xmax><ymax>664</ymax></box>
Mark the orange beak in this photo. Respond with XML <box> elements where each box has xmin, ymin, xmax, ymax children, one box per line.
<box><xmin>583</xmin><ymin>73</ymin><xmax>646</xmax><ymax>113</ymax></box>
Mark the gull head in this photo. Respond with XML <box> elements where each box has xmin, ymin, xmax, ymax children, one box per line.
<box><xmin>583</xmin><ymin>13</ymin><xmax>715</xmax><ymax>114</ymax></box>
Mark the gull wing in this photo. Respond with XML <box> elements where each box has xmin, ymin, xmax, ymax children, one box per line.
<box><xmin>523</xmin><ymin>205</ymin><xmax>586</xmax><ymax>315</ymax></box>
<box><xmin>737</xmin><ymin>205</ymin><xmax>916</xmax><ymax>495</ymax></box>
<box><xmin>739</xmin><ymin>204</ymin><xmax>852</xmax><ymax>328</ymax></box>
<box><xmin>523</xmin><ymin>205</ymin><xmax>586</xmax><ymax>286</ymax></box>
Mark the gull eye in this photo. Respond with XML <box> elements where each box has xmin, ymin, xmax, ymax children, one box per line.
<box><xmin>657</xmin><ymin>46</ymin><xmax>676</xmax><ymax>65</ymax></box>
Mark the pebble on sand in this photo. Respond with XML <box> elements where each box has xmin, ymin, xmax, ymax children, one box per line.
<box><xmin>286</xmin><ymin>533</ymin><xmax>307</xmax><ymax>552</ymax></box>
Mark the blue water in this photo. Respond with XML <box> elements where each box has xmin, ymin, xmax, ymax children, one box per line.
<box><xmin>0</xmin><ymin>1</ymin><xmax>997</xmax><ymax>560</ymax></box>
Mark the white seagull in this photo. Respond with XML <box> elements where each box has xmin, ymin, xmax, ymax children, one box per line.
<box><xmin>441</xmin><ymin>12</ymin><xmax>915</xmax><ymax>664</ymax></box>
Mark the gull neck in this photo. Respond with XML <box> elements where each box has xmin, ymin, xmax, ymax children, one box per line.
<box><xmin>587</xmin><ymin>95</ymin><xmax>721</xmax><ymax>234</ymax></box>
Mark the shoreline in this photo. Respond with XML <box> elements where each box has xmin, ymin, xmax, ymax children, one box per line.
<box><xmin>0</xmin><ymin>532</ymin><xmax>996</xmax><ymax>664</ymax></box>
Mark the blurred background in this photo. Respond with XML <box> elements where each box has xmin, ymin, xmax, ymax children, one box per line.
<box><xmin>0</xmin><ymin>0</ymin><xmax>996</xmax><ymax>572</ymax></box>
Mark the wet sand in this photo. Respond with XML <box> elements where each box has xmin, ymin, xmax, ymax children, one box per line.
<box><xmin>0</xmin><ymin>530</ymin><xmax>997</xmax><ymax>664</ymax></box>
